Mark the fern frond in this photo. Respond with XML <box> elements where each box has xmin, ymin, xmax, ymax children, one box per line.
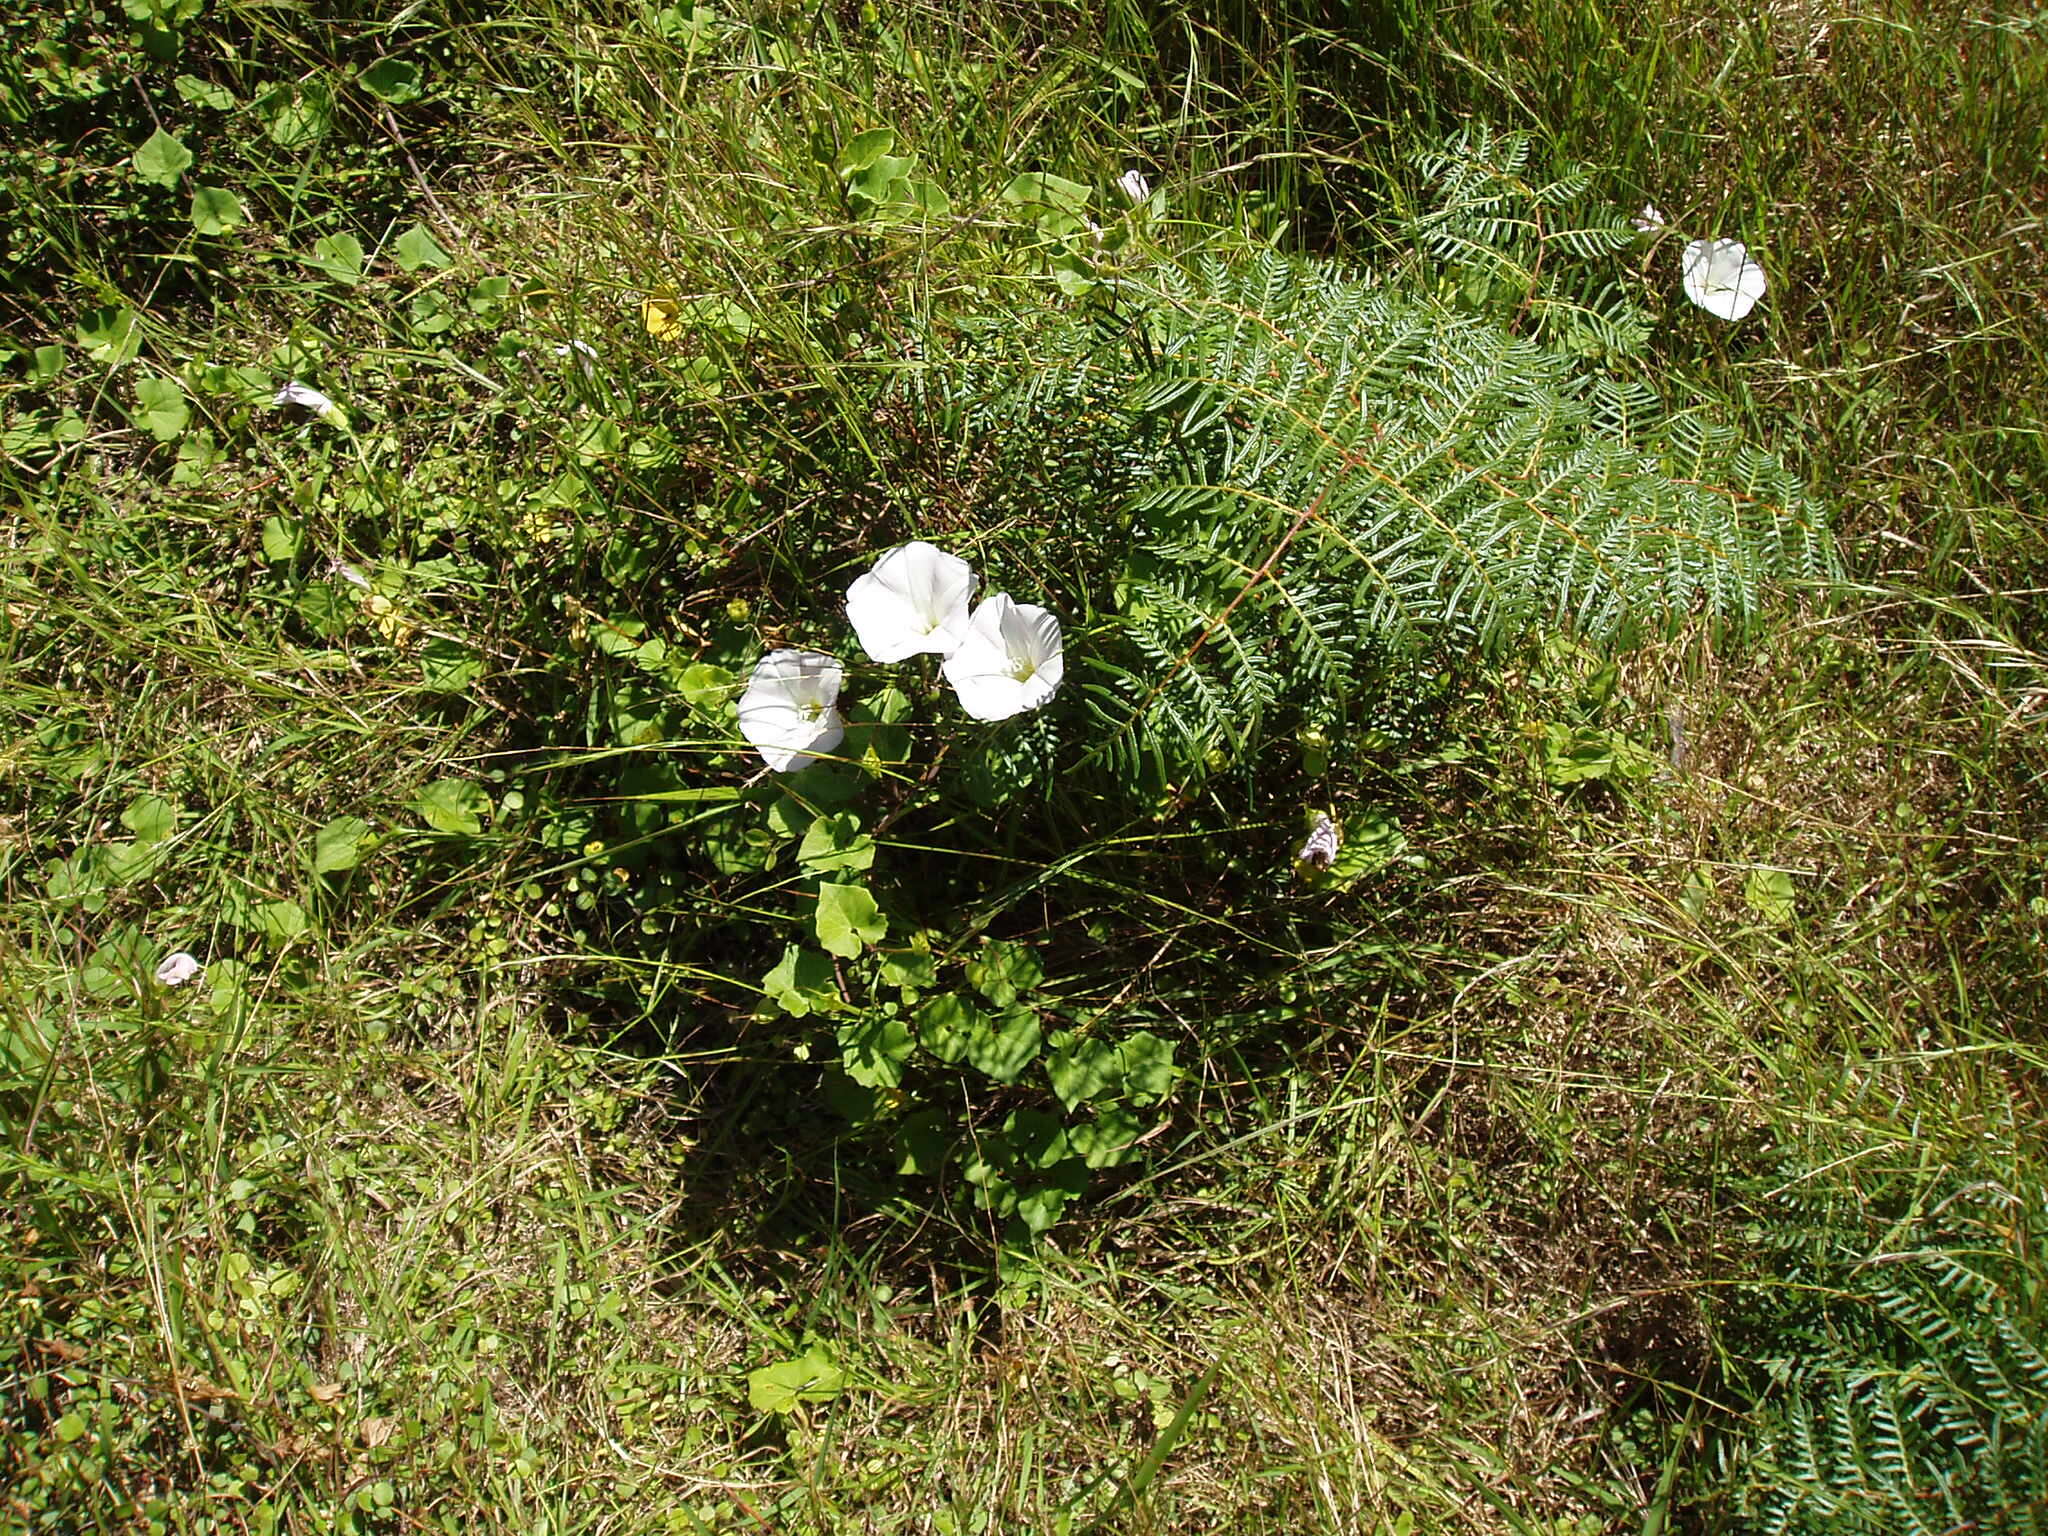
<box><xmin>1732</xmin><ymin>1153</ymin><xmax>2048</xmax><ymax>1536</ymax></box>
<box><xmin>917</xmin><ymin>226</ymin><xmax>1835</xmax><ymax>789</ymax></box>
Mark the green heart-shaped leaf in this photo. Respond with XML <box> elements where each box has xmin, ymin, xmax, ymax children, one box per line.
<box><xmin>413</xmin><ymin>778</ymin><xmax>489</xmax><ymax>835</ymax></box>
<box><xmin>816</xmin><ymin>880</ymin><xmax>886</xmax><ymax>958</ymax></box>
<box><xmin>133</xmin><ymin>129</ymin><xmax>193</xmax><ymax>188</ymax></box>
<box><xmin>189</xmin><ymin>186</ymin><xmax>246</xmax><ymax>235</ymax></box>
<box><xmin>392</xmin><ymin>222</ymin><xmax>452</xmax><ymax>272</ymax></box>
<box><xmin>359</xmin><ymin>58</ymin><xmax>423</xmax><ymax>104</ymax></box>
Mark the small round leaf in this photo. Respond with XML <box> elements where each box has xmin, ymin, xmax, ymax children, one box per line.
<box><xmin>359</xmin><ymin>58</ymin><xmax>424</xmax><ymax>104</ymax></box>
<box><xmin>134</xmin><ymin>128</ymin><xmax>194</xmax><ymax>188</ymax></box>
<box><xmin>189</xmin><ymin>186</ymin><xmax>246</xmax><ymax>235</ymax></box>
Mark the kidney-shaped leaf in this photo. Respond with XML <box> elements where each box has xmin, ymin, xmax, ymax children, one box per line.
<box><xmin>414</xmin><ymin>779</ymin><xmax>489</xmax><ymax>835</ymax></box>
<box><xmin>816</xmin><ymin>881</ymin><xmax>886</xmax><ymax>958</ymax></box>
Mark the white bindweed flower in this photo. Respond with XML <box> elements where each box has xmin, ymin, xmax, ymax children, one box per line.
<box><xmin>737</xmin><ymin>649</ymin><xmax>846</xmax><ymax>772</ymax></box>
<box><xmin>941</xmin><ymin>593</ymin><xmax>1064</xmax><ymax>721</ymax></box>
<box><xmin>274</xmin><ymin>381</ymin><xmax>332</xmax><ymax>410</ymax></box>
<box><xmin>1632</xmin><ymin>202</ymin><xmax>1666</xmax><ymax>232</ymax></box>
<box><xmin>1117</xmin><ymin>169</ymin><xmax>1152</xmax><ymax>205</ymax></box>
<box><xmin>274</xmin><ymin>380</ymin><xmax>347</xmax><ymax>426</ymax></box>
<box><xmin>1681</xmin><ymin>237</ymin><xmax>1767</xmax><ymax>321</ymax></box>
<box><xmin>845</xmin><ymin>541</ymin><xmax>977</xmax><ymax>663</ymax></box>
<box><xmin>155</xmin><ymin>951</ymin><xmax>203</xmax><ymax>987</ymax></box>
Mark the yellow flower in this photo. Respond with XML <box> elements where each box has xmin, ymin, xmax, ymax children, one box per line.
<box><xmin>642</xmin><ymin>297</ymin><xmax>681</xmax><ymax>339</ymax></box>
<box><xmin>363</xmin><ymin>592</ymin><xmax>415</xmax><ymax>647</ymax></box>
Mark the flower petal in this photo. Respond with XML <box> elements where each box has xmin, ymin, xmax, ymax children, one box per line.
<box><xmin>742</xmin><ymin>648</ymin><xmax>842</xmax><ymax>709</ymax></box>
<box><xmin>764</xmin><ymin>711</ymin><xmax>845</xmax><ymax>772</ymax></box>
<box><xmin>738</xmin><ymin>650</ymin><xmax>845</xmax><ymax>770</ymax></box>
<box><xmin>846</xmin><ymin>542</ymin><xmax>977</xmax><ymax>662</ymax></box>
<box><xmin>1681</xmin><ymin>238</ymin><xmax>1766</xmax><ymax>322</ymax></box>
<box><xmin>947</xmin><ymin>668</ymin><xmax>1031</xmax><ymax>721</ymax></box>
<box><xmin>941</xmin><ymin>593</ymin><xmax>1064</xmax><ymax>720</ymax></box>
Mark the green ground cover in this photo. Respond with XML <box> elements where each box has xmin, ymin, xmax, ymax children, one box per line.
<box><xmin>4</xmin><ymin>1</ymin><xmax>2044</xmax><ymax>1531</ymax></box>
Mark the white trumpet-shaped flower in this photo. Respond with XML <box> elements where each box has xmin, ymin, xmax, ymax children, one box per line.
<box><xmin>941</xmin><ymin>593</ymin><xmax>1064</xmax><ymax>721</ymax></box>
<box><xmin>155</xmin><ymin>951</ymin><xmax>203</xmax><ymax>987</ymax></box>
<box><xmin>845</xmin><ymin>541</ymin><xmax>977</xmax><ymax>663</ymax></box>
<box><xmin>737</xmin><ymin>650</ymin><xmax>845</xmax><ymax>772</ymax></box>
<box><xmin>1117</xmin><ymin>169</ymin><xmax>1152</xmax><ymax>205</ymax></box>
<box><xmin>1681</xmin><ymin>237</ymin><xmax>1767</xmax><ymax>321</ymax></box>
<box><xmin>1631</xmin><ymin>202</ymin><xmax>1666</xmax><ymax>233</ymax></box>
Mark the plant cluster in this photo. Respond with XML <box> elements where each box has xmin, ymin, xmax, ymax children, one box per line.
<box><xmin>936</xmin><ymin>245</ymin><xmax>1834</xmax><ymax>799</ymax></box>
<box><xmin>1718</xmin><ymin>1123</ymin><xmax>2048</xmax><ymax>1534</ymax></box>
<box><xmin>0</xmin><ymin>0</ymin><xmax>474</xmax><ymax>312</ymax></box>
<box><xmin>1</xmin><ymin>11</ymin><xmax>1839</xmax><ymax>1257</ymax></box>
<box><xmin>739</xmin><ymin>540</ymin><xmax>1066</xmax><ymax>772</ymax></box>
<box><xmin>18</xmin><ymin>0</ymin><xmax>2041</xmax><ymax>1526</ymax></box>
<box><xmin>489</xmin><ymin>126</ymin><xmax>1840</xmax><ymax>1241</ymax></box>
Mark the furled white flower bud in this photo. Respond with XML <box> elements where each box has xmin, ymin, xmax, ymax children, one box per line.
<box><xmin>274</xmin><ymin>380</ymin><xmax>348</xmax><ymax>426</ymax></box>
<box><xmin>155</xmin><ymin>951</ymin><xmax>203</xmax><ymax>987</ymax></box>
<box><xmin>552</xmin><ymin>339</ymin><xmax>599</xmax><ymax>376</ymax></box>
